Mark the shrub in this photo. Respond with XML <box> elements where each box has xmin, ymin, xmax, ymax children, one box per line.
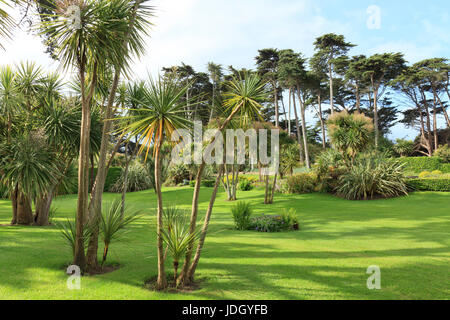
<box><xmin>393</xmin><ymin>139</ymin><xmax>415</xmax><ymax>157</ymax></box>
<box><xmin>397</xmin><ymin>157</ymin><xmax>443</xmax><ymax>173</ymax></box>
<box><xmin>239</xmin><ymin>179</ymin><xmax>253</xmax><ymax>191</ymax></box>
<box><xmin>280</xmin><ymin>208</ymin><xmax>300</xmax><ymax>230</ymax></box>
<box><xmin>249</xmin><ymin>211</ymin><xmax>300</xmax><ymax>233</ymax></box>
<box><xmin>168</xmin><ymin>164</ymin><xmax>190</xmax><ymax>185</ymax></box>
<box><xmin>419</xmin><ymin>171</ymin><xmax>431</xmax><ymax>179</ymax></box>
<box><xmin>250</xmin><ymin>215</ymin><xmax>285</xmax><ymax>232</ymax></box>
<box><xmin>431</xmin><ymin>170</ymin><xmax>443</xmax><ymax>176</ymax></box>
<box><xmin>231</xmin><ymin>201</ymin><xmax>253</xmax><ymax>231</ymax></box>
<box><xmin>109</xmin><ymin>161</ymin><xmax>152</xmax><ymax>193</ymax></box>
<box><xmin>407</xmin><ymin>179</ymin><xmax>450</xmax><ymax>192</ymax></box>
<box><xmin>284</xmin><ymin>173</ymin><xmax>317</xmax><ymax>194</ymax></box>
<box><xmin>336</xmin><ymin>158</ymin><xmax>408</xmax><ymax>200</ymax></box>
<box><xmin>434</xmin><ymin>145</ymin><xmax>450</xmax><ymax>163</ymax></box>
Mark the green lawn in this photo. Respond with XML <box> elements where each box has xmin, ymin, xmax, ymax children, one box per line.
<box><xmin>0</xmin><ymin>187</ymin><xmax>449</xmax><ymax>300</ymax></box>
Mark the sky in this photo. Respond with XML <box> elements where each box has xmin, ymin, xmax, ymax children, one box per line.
<box><xmin>1</xmin><ymin>0</ymin><xmax>450</xmax><ymax>140</ymax></box>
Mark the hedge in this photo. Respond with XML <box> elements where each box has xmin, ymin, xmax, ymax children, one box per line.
<box><xmin>407</xmin><ymin>179</ymin><xmax>450</xmax><ymax>192</ymax></box>
<box><xmin>397</xmin><ymin>157</ymin><xmax>444</xmax><ymax>173</ymax></box>
<box><xmin>189</xmin><ymin>179</ymin><xmax>216</xmax><ymax>187</ymax></box>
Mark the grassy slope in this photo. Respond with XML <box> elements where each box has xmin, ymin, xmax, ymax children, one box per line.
<box><xmin>0</xmin><ymin>187</ymin><xmax>449</xmax><ymax>300</ymax></box>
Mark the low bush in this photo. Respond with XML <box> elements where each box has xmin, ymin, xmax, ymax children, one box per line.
<box><xmin>336</xmin><ymin>158</ymin><xmax>408</xmax><ymax>200</ymax></box>
<box><xmin>239</xmin><ymin>179</ymin><xmax>253</xmax><ymax>191</ymax></box>
<box><xmin>284</xmin><ymin>173</ymin><xmax>317</xmax><ymax>194</ymax></box>
<box><xmin>231</xmin><ymin>201</ymin><xmax>252</xmax><ymax>231</ymax></box>
<box><xmin>407</xmin><ymin>179</ymin><xmax>450</xmax><ymax>192</ymax></box>
<box><xmin>397</xmin><ymin>157</ymin><xmax>443</xmax><ymax>173</ymax></box>
<box><xmin>441</xmin><ymin>163</ymin><xmax>450</xmax><ymax>173</ymax></box>
<box><xmin>249</xmin><ymin>209</ymin><xmax>299</xmax><ymax>233</ymax></box>
<box><xmin>168</xmin><ymin>164</ymin><xmax>190</xmax><ymax>185</ymax></box>
<box><xmin>434</xmin><ymin>145</ymin><xmax>450</xmax><ymax>163</ymax></box>
<box><xmin>109</xmin><ymin>162</ymin><xmax>152</xmax><ymax>193</ymax></box>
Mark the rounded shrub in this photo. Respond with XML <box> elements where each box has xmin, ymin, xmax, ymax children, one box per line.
<box><xmin>284</xmin><ymin>173</ymin><xmax>317</xmax><ymax>194</ymax></box>
<box><xmin>231</xmin><ymin>201</ymin><xmax>253</xmax><ymax>231</ymax></box>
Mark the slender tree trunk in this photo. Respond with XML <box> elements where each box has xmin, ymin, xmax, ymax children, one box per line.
<box><xmin>74</xmin><ymin>58</ymin><xmax>97</xmax><ymax>271</ymax></box>
<box><xmin>86</xmin><ymin>0</ymin><xmax>143</xmax><ymax>272</ymax></box>
<box><xmin>355</xmin><ymin>83</ymin><xmax>361</xmax><ymax>112</ymax></box>
<box><xmin>297</xmin><ymin>85</ymin><xmax>310</xmax><ymax>169</ymax></box>
<box><xmin>209</xmin><ymin>83</ymin><xmax>215</xmax><ymax>122</ymax></box>
<box><xmin>154</xmin><ymin>138</ymin><xmax>167</xmax><ymax>290</ymax></box>
<box><xmin>422</xmin><ymin>91</ymin><xmax>433</xmax><ymax>155</ymax></box>
<box><xmin>288</xmin><ymin>87</ymin><xmax>292</xmax><ymax>135</ymax></box>
<box><xmin>372</xmin><ymin>82</ymin><xmax>379</xmax><ymax>148</ymax></box>
<box><xmin>433</xmin><ymin>96</ymin><xmax>438</xmax><ymax>150</ymax></box>
<box><xmin>269</xmin><ymin>172</ymin><xmax>277</xmax><ymax>203</ymax></box>
<box><xmin>186</xmin><ymin>164</ymin><xmax>224</xmax><ymax>283</ymax></box>
<box><xmin>274</xmin><ymin>85</ymin><xmax>279</xmax><ymax>127</ymax></box>
<box><xmin>178</xmin><ymin>107</ymin><xmax>240</xmax><ymax>286</ymax></box>
<box><xmin>318</xmin><ymin>94</ymin><xmax>326</xmax><ymax>149</ymax></box>
<box><xmin>291</xmin><ymin>88</ymin><xmax>304</xmax><ymax>163</ymax></box>
<box><xmin>329</xmin><ymin>62</ymin><xmax>334</xmax><ymax>114</ymax></box>
<box><xmin>280</xmin><ymin>94</ymin><xmax>288</xmax><ymax>130</ymax></box>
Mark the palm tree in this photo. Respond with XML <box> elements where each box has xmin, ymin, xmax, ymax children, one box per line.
<box><xmin>86</xmin><ymin>0</ymin><xmax>153</xmax><ymax>271</ymax></box>
<box><xmin>120</xmin><ymin>76</ymin><xmax>192</xmax><ymax>290</ymax></box>
<box><xmin>0</xmin><ymin>65</ymin><xmax>20</xmax><ymax>143</ymax></box>
<box><xmin>39</xmin><ymin>0</ymin><xmax>132</xmax><ymax>271</ymax></box>
<box><xmin>178</xmin><ymin>72</ymin><xmax>269</xmax><ymax>286</ymax></box>
<box><xmin>327</xmin><ymin>110</ymin><xmax>374</xmax><ymax>166</ymax></box>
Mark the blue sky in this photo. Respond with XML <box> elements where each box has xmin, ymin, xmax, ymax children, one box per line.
<box><xmin>3</xmin><ymin>0</ymin><xmax>450</xmax><ymax>139</ymax></box>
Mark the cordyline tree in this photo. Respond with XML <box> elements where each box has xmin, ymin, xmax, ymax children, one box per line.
<box><xmin>313</xmin><ymin>33</ymin><xmax>355</xmax><ymax>114</ymax></box>
<box><xmin>120</xmin><ymin>76</ymin><xmax>193</xmax><ymax>290</ymax></box>
<box><xmin>39</xmin><ymin>0</ymin><xmax>138</xmax><ymax>271</ymax></box>
<box><xmin>255</xmin><ymin>48</ymin><xmax>281</xmax><ymax>127</ymax></box>
<box><xmin>360</xmin><ymin>53</ymin><xmax>406</xmax><ymax>148</ymax></box>
<box><xmin>85</xmin><ymin>0</ymin><xmax>153</xmax><ymax>272</ymax></box>
<box><xmin>177</xmin><ymin>73</ymin><xmax>269</xmax><ymax>288</ymax></box>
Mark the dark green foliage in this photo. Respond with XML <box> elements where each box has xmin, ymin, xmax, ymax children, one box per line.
<box><xmin>55</xmin><ymin>219</ymin><xmax>93</xmax><ymax>255</ymax></box>
<box><xmin>239</xmin><ymin>180</ymin><xmax>253</xmax><ymax>191</ymax></box>
<box><xmin>407</xmin><ymin>179</ymin><xmax>450</xmax><ymax>192</ymax></box>
<box><xmin>250</xmin><ymin>209</ymin><xmax>299</xmax><ymax>233</ymax></box>
<box><xmin>231</xmin><ymin>201</ymin><xmax>253</xmax><ymax>231</ymax></box>
<box><xmin>284</xmin><ymin>173</ymin><xmax>317</xmax><ymax>194</ymax></box>
<box><xmin>168</xmin><ymin>164</ymin><xmax>190</xmax><ymax>185</ymax></box>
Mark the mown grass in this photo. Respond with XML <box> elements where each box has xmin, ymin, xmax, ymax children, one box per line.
<box><xmin>0</xmin><ymin>187</ymin><xmax>449</xmax><ymax>300</ymax></box>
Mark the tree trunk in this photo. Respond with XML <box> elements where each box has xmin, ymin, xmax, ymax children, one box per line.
<box><xmin>280</xmin><ymin>93</ymin><xmax>288</xmax><ymax>130</ymax></box>
<box><xmin>434</xmin><ymin>90</ymin><xmax>450</xmax><ymax>128</ymax></box>
<box><xmin>34</xmin><ymin>191</ymin><xmax>54</xmax><ymax>226</ymax></box>
<box><xmin>372</xmin><ymin>84</ymin><xmax>379</xmax><ymax>148</ymax></box>
<box><xmin>318</xmin><ymin>94</ymin><xmax>326</xmax><ymax>149</ymax></box>
<box><xmin>269</xmin><ymin>172</ymin><xmax>277</xmax><ymax>204</ymax></box>
<box><xmin>17</xmin><ymin>192</ymin><xmax>33</xmax><ymax>225</ymax></box>
<box><xmin>329</xmin><ymin>62</ymin><xmax>334</xmax><ymax>114</ymax></box>
<box><xmin>273</xmin><ymin>85</ymin><xmax>279</xmax><ymax>127</ymax></box>
<box><xmin>178</xmin><ymin>106</ymin><xmax>241</xmax><ymax>286</ymax></box>
<box><xmin>186</xmin><ymin>164</ymin><xmax>224</xmax><ymax>284</ymax></box>
<box><xmin>85</xmin><ymin>0</ymin><xmax>143</xmax><ymax>272</ymax></box>
<box><xmin>291</xmin><ymin>88</ymin><xmax>304</xmax><ymax>163</ymax></box>
<box><xmin>297</xmin><ymin>85</ymin><xmax>310</xmax><ymax>169</ymax></box>
<box><xmin>74</xmin><ymin>58</ymin><xmax>97</xmax><ymax>271</ymax></box>
<box><xmin>433</xmin><ymin>97</ymin><xmax>438</xmax><ymax>151</ymax></box>
<box><xmin>288</xmin><ymin>87</ymin><xmax>292</xmax><ymax>135</ymax></box>
<box><xmin>10</xmin><ymin>185</ymin><xmax>18</xmax><ymax>225</ymax></box>
<box><xmin>154</xmin><ymin>139</ymin><xmax>167</xmax><ymax>290</ymax></box>
<box><xmin>355</xmin><ymin>83</ymin><xmax>361</xmax><ymax>112</ymax></box>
